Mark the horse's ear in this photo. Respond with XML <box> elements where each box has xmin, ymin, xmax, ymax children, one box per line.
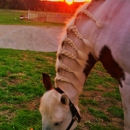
<box><xmin>42</xmin><ymin>73</ymin><xmax>53</xmax><ymax>91</ymax></box>
<box><xmin>60</xmin><ymin>94</ymin><xmax>69</xmax><ymax>105</ymax></box>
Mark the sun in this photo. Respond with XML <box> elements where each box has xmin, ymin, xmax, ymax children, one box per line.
<box><xmin>65</xmin><ymin>0</ymin><xmax>73</xmax><ymax>5</ymax></box>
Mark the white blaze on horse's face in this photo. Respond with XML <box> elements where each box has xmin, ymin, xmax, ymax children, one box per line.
<box><xmin>39</xmin><ymin>90</ymin><xmax>78</xmax><ymax>130</ymax></box>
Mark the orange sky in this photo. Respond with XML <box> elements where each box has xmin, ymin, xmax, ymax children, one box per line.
<box><xmin>75</xmin><ymin>0</ymin><xmax>91</xmax><ymax>1</ymax></box>
<box><xmin>42</xmin><ymin>0</ymin><xmax>91</xmax><ymax>2</ymax></box>
<box><xmin>40</xmin><ymin>0</ymin><xmax>92</xmax><ymax>5</ymax></box>
<box><xmin>65</xmin><ymin>0</ymin><xmax>91</xmax><ymax>5</ymax></box>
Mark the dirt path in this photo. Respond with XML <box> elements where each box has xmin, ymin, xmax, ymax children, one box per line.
<box><xmin>0</xmin><ymin>25</ymin><xmax>64</xmax><ymax>52</ymax></box>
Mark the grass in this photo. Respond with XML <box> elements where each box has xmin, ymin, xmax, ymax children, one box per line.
<box><xmin>87</xmin><ymin>107</ymin><xmax>109</xmax><ymax>121</ymax></box>
<box><xmin>0</xmin><ymin>10</ymin><xmax>64</xmax><ymax>26</ymax></box>
<box><xmin>0</xmin><ymin>48</ymin><xmax>124</xmax><ymax>130</ymax></box>
<box><xmin>0</xmin><ymin>48</ymin><xmax>56</xmax><ymax>130</ymax></box>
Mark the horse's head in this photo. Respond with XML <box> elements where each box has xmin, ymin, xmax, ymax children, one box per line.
<box><xmin>39</xmin><ymin>73</ymin><xmax>80</xmax><ymax>130</ymax></box>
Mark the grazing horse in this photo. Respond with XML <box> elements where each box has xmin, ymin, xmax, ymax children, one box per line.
<box><xmin>39</xmin><ymin>0</ymin><xmax>130</xmax><ymax>130</ymax></box>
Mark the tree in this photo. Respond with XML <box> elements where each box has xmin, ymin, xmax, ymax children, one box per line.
<box><xmin>7</xmin><ymin>0</ymin><xmax>24</xmax><ymax>9</ymax></box>
<box><xmin>21</xmin><ymin>0</ymin><xmax>40</xmax><ymax>10</ymax></box>
<box><xmin>0</xmin><ymin>0</ymin><xmax>8</xmax><ymax>8</ymax></box>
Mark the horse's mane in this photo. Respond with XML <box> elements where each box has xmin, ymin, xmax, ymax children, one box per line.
<box><xmin>59</xmin><ymin>3</ymin><xmax>90</xmax><ymax>44</ymax></box>
<box><xmin>55</xmin><ymin>2</ymin><xmax>102</xmax><ymax>91</ymax></box>
<box><xmin>60</xmin><ymin>2</ymin><xmax>102</xmax><ymax>44</ymax></box>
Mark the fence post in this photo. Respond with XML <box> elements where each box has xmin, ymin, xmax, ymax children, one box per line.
<box><xmin>28</xmin><ymin>9</ymin><xmax>30</xmax><ymax>19</ymax></box>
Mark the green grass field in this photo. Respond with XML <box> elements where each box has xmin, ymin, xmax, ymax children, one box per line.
<box><xmin>0</xmin><ymin>48</ymin><xmax>56</xmax><ymax>130</ymax></box>
<box><xmin>0</xmin><ymin>10</ymin><xmax>124</xmax><ymax>130</ymax></box>
<box><xmin>0</xmin><ymin>48</ymin><xmax>123</xmax><ymax>130</ymax></box>
<box><xmin>0</xmin><ymin>10</ymin><xmax>63</xmax><ymax>26</ymax></box>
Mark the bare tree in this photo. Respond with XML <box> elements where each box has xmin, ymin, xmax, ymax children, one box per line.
<box><xmin>0</xmin><ymin>0</ymin><xmax>8</xmax><ymax>8</ymax></box>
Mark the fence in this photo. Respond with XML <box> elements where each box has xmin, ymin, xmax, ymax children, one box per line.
<box><xmin>28</xmin><ymin>10</ymin><xmax>73</xmax><ymax>23</ymax></box>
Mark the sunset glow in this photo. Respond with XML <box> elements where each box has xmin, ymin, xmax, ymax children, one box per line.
<box><xmin>65</xmin><ymin>0</ymin><xmax>73</xmax><ymax>5</ymax></box>
<box><xmin>42</xmin><ymin>0</ymin><xmax>92</xmax><ymax>3</ymax></box>
<box><xmin>75</xmin><ymin>0</ymin><xmax>91</xmax><ymax>2</ymax></box>
<box><xmin>66</xmin><ymin>0</ymin><xmax>91</xmax><ymax>5</ymax></box>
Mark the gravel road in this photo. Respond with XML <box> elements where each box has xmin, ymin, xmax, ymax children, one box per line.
<box><xmin>0</xmin><ymin>25</ymin><xmax>64</xmax><ymax>52</ymax></box>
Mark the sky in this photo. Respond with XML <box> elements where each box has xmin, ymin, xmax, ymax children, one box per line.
<box><xmin>41</xmin><ymin>0</ymin><xmax>91</xmax><ymax>2</ymax></box>
<box><xmin>66</xmin><ymin>0</ymin><xmax>91</xmax><ymax>5</ymax></box>
<box><xmin>40</xmin><ymin>0</ymin><xmax>92</xmax><ymax>5</ymax></box>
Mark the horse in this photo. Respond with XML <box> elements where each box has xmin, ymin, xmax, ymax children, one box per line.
<box><xmin>39</xmin><ymin>0</ymin><xmax>130</xmax><ymax>130</ymax></box>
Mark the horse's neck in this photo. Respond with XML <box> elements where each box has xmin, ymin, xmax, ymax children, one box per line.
<box><xmin>54</xmin><ymin>3</ymin><xmax>100</xmax><ymax>105</ymax></box>
<box><xmin>55</xmin><ymin>30</ymin><xmax>92</xmax><ymax>105</ymax></box>
<box><xmin>55</xmin><ymin>71</ymin><xmax>86</xmax><ymax>105</ymax></box>
<box><xmin>56</xmin><ymin>82</ymin><xmax>80</xmax><ymax>105</ymax></box>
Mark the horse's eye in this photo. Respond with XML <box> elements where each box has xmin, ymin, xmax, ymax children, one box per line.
<box><xmin>54</xmin><ymin>121</ymin><xmax>63</xmax><ymax>126</ymax></box>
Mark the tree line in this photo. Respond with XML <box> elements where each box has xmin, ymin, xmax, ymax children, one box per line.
<box><xmin>0</xmin><ymin>0</ymin><xmax>41</xmax><ymax>10</ymax></box>
<box><xmin>0</xmin><ymin>0</ymin><xmax>84</xmax><ymax>13</ymax></box>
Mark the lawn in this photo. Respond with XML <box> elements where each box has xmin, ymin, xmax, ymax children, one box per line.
<box><xmin>0</xmin><ymin>48</ymin><xmax>56</xmax><ymax>130</ymax></box>
<box><xmin>0</xmin><ymin>10</ymin><xmax>63</xmax><ymax>26</ymax></box>
<box><xmin>0</xmin><ymin>48</ymin><xmax>124</xmax><ymax>130</ymax></box>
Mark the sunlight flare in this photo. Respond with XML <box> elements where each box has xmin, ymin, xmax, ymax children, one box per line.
<box><xmin>65</xmin><ymin>0</ymin><xmax>73</xmax><ymax>5</ymax></box>
<box><xmin>41</xmin><ymin>0</ymin><xmax>92</xmax><ymax>2</ymax></box>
